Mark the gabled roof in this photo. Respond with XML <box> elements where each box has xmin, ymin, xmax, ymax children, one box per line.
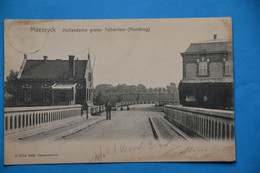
<box><xmin>20</xmin><ymin>59</ymin><xmax>88</xmax><ymax>80</ymax></box>
<box><xmin>183</xmin><ymin>40</ymin><xmax>232</xmax><ymax>54</ymax></box>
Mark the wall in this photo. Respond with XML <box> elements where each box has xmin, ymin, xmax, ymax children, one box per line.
<box><xmin>16</xmin><ymin>80</ymin><xmax>86</xmax><ymax>106</ymax></box>
<box><xmin>182</xmin><ymin>53</ymin><xmax>232</xmax><ymax>80</ymax></box>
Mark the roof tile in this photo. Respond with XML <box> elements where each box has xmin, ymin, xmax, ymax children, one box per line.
<box><xmin>20</xmin><ymin>60</ymin><xmax>87</xmax><ymax>80</ymax></box>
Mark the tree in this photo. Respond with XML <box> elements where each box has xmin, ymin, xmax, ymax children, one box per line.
<box><xmin>4</xmin><ymin>70</ymin><xmax>19</xmax><ymax>106</ymax></box>
<box><xmin>95</xmin><ymin>84</ymin><xmax>113</xmax><ymax>93</ymax></box>
<box><xmin>158</xmin><ymin>87</ymin><xmax>163</xmax><ymax>94</ymax></box>
<box><xmin>166</xmin><ymin>82</ymin><xmax>178</xmax><ymax>100</ymax></box>
<box><xmin>163</xmin><ymin>87</ymin><xmax>167</xmax><ymax>93</ymax></box>
<box><xmin>137</xmin><ymin>84</ymin><xmax>147</xmax><ymax>93</ymax></box>
<box><xmin>94</xmin><ymin>90</ymin><xmax>104</xmax><ymax>105</ymax></box>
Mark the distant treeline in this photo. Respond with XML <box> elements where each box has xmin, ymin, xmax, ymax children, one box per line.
<box><xmin>94</xmin><ymin>83</ymin><xmax>179</xmax><ymax>105</ymax></box>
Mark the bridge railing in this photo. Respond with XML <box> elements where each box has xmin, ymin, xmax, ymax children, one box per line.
<box><xmin>114</xmin><ymin>100</ymin><xmax>179</xmax><ymax>109</ymax></box>
<box><xmin>4</xmin><ymin>105</ymin><xmax>105</xmax><ymax>132</ymax></box>
<box><xmin>115</xmin><ymin>101</ymin><xmax>157</xmax><ymax>109</ymax></box>
<box><xmin>163</xmin><ymin>105</ymin><xmax>235</xmax><ymax>140</ymax></box>
<box><xmin>156</xmin><ymin>100</ymin><xmax>180</xmax><ymax>106</ymax></box>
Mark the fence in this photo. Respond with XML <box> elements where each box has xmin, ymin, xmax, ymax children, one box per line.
<box><xmin>115</xmin><ymin>100</ymin><xmax>156</xmax><ymax>108</ymax></box>
<box><xmin>115</xmin><ymin>100</ymin><xmax>180</xmax><ymax>109</ymax></box>
<box><xmin>4</xmin><ymin>105</ymin><xmax>105</xmax><ymax>132</ymax></box>
<box><xmin>163</xmin><ymin>105</ymin><xmax>235</xmax><ymax>140</ymax></box>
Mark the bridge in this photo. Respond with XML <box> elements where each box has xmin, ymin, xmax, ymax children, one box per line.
<box><xmin>4</xmin><ymin>101</ymin><xmax>234</xmax><ymax>142</ymax></box>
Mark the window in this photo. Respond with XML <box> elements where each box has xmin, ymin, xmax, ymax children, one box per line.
<box><xmin>76</xmin><ymin>84</ymin><xmax>83</xmax><ymax>89</ymax></box>
<box><xmin>88</xmin><ymin>72</ymin><xmax>92</xmax><ymax>82</ymax></box>
<box><xmin>199</xmin><ymin>61</ymin><xmax>208</xmax><ymax>76</ymax></box>
<box><xmin>225</xmin><ymin>61</ymin><xmax>230</xmax><ymax>75</ymax></box>
<box><xmin>23</xmin><ymin>89</ymin><xmax>31</xmax><ymax>102</ymax></box>
<box><xmin>23</xmin><ymin>84</ymin><xmax>32</xmax><ymax>102</ymax></box>
<box><xmin>42</xmin><ymin>89</ymin><xmax>50</xmax><ymax>102</ymax></box>
<box><xmin>42</xmin><ymin>84</ymin><xmax>50</xmax><ymax>103</ymax></box>
<box><xmin>86</xmin><ymin>89</ymin><xmax>90</xmax><ymax>101</ymax></box>
<box><xmin>59</xmin><ymin>92</ymin><xmax>66</xmax><ymax>102</ymax></box>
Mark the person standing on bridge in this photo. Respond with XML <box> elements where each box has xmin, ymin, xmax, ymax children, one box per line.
<box><xmin>105</xmin><ymin>101</ymin><xmax>112</xmax><ymax>120</ymax></box>
<box><xmin>81</xmin><ymin>100</ymin><xmax>89</xmax><ymax>119</ymax></box>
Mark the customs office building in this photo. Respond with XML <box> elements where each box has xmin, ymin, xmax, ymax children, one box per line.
<box><xmin>16</xmin><ymin>53</ymin><xmax>94</xmax><ymax>106</ymax></box>
<box><xmin>178</xmin><ymin>35</ymin><xmax>234</xmax><ymax>109</ymax></box>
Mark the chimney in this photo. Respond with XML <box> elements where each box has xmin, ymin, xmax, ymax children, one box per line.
<box><xmin>69</xmin><ymin>55</ymin><xmax>75</xmax><ymax>79</ymax></box>
<box><xmin>214</xmin><ymin>34</ymin><xmax>217</xmax><ymax>40</ymax></box>
<box><xmin>43</xmin><ymin>56</ymin><xmax>48</xmax><ymax>62</ymax></box>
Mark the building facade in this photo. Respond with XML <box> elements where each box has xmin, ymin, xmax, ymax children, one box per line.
<box><xmin>178</xmin><ymin>35</ymin><xmax>234</xmax><ymax>109</ymax></box>
<box><xmin>16</xmin><ymin>53</ymin><xmax>94</xmax><ymax>106</ymax></box>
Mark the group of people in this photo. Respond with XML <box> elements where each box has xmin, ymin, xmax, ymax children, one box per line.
<box><xmin>81</xmin><ymin>100</ymin><xmax>112</xmax><ymax>120</ymax></box>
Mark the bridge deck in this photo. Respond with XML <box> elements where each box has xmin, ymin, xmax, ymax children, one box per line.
<box><xmin>5</xmin><ymin>104</ymin><xmax>230</xmax><ymax>142</ymax></box>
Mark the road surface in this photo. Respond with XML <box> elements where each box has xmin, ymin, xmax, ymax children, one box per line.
<box><xmin>61</xmin><ymin>104</ymin><xmax>164</xmax><ymax>141</ymax></box>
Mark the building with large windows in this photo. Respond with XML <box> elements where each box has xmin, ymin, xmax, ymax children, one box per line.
<box><xmin>16</xmin><ymin>53</ymin><xmax>94</xmax><ymax>106</ymax></box>
<box><xmin>178</xmin><ymin>34</ymin><xmax>234</xmax><ymax>109</ymax></box>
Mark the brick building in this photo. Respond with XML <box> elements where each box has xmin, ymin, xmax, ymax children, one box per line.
<box><xmin>16</xmin><ymin>53</ymin><xmax>94</xmax><ymax>106</ymax></box>
<box><xmin>178</xmin><ymin>35</ymin><xmax>233</xmax><ymax>109</ymax></box>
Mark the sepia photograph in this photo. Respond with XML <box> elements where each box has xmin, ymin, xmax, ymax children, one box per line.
<box><xmin>4</xmin><ymin>18</ymin><xmax>235</xmax><ymax>164</ymax></box>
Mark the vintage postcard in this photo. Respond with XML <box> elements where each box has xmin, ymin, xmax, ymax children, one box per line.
<box><xmin>4</xmin><ymin>18</ymin><xmax>235</xmax><ymax>165</ymax></box>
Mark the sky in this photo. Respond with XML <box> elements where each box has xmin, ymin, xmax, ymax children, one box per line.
<box><xmin>4</xmin><ymin>18</ymin><xmax>232</xmax><ymax>88</ymax></box>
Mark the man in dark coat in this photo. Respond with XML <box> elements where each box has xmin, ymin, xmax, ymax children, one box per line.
<box><xmin>81</xmin><ymin>100</ymin><xmax>89</xmax><ymax>119</ymax></box>
<box><xmin>105</xmin><ymin>101</ymin><xmax>112</xmax><ymax>120</ymax></box>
